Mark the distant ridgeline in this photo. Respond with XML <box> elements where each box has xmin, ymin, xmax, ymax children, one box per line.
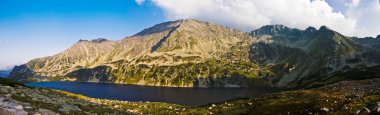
<box><xmin>0</xmin><ymin>70</ymin><xmax>10</xmax><ymax>78</ymax></box>
<box><xmin>0</xmin><ymin>66</ymin><xmax>13</xmax><ymax>78</ymax></box>
<box><xmin>9</xmin><ymin>19</ymin><xmax>380</xmax><ymax>88</ymax></box>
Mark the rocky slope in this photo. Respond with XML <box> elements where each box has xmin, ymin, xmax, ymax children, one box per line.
<box><xmin>9</xmin><ymin>19</ymin><xmax>380</xmax><ymax>88</ymax></box>
<box><xmin>250</xmin><ymin>25</ymin><xmax>380</xmax><ymax>88</ymax></box>
<box><xmin>10</xmin><ymin>19</ymin><xmax>271</xmax><ymax>87</ymax></box>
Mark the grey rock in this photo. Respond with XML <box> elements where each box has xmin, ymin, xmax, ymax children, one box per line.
<box><xmin>39</xmin><ymin>108</ymin><xmax>58</xmax><ymax>115</ymax></box>
<box><xmin>5</xmin><ymin>93</ymin><xmax>12</xmax><ymax>98</ymax></box>
<box><xmin>20</xmin><ymin>93</ymin><xmax>25</xmax><ymax>97</ymax></box>
<box><xmin>0</xmin><ymin>87</ymin><xmax>9</xmax><ymax>93</ymax></box>
<box><xmin>59</xmin><ymin>105</ymin><xmax>81</xmax><ymax>113</ymax></box>
<box><xmin>14</xmin><ymin>105</ymin><xmax>23</xmax><ymax>110</ymax></box>
<box><xmin>320</xmin><ymin>107</ymin><xmax>329</xmax><ymax>112</ymax></box>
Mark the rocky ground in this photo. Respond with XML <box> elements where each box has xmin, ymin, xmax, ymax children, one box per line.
<box><xmin>1</xmin><ymin>77</ymin><xmax>380</xmax><ymax>115</ymax></box>
<box><xmin>0</xmin><ymin>85</ymin><xmax>133</xmax><ymax>114</ymax></box>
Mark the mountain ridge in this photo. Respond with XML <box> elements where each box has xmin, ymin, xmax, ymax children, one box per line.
<box><xmin>250</xmin><ymin>23</ymin><xmax>380</xmax><ymax>88</ymax></box>
<box><xmin>9</xmin><ymin>19</ymin><xmax>380</xmax><ymax>88</ymax></box>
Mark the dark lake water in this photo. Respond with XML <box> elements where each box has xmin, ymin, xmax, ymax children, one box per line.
<box><xmin>26</xmin><ymin>82</ymin><xmax>279</xmax><ymax>106</ymax></box>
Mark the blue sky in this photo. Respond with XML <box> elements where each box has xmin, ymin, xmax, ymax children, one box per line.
<box><xmin>0</xmin><ymin>0</ymin><xmax>166</xmax><ymax>68</ymax></box>
<box><xmin>0</xmin><ymin>0</ymin><xmax>379</xmax><ymax>68</ymax></box>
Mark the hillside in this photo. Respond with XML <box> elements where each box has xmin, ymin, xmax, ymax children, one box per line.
<box><xmin>10</xmin><ymin>19</ymin><xmax>272</xmax><ymax>87</ymax></box>
<box><xmin>9</xmin><ymin>19</ymin><xmax>380</xmax><ymax>88</ymax></box>
<box><xmin>250</xmin><ymin>25</ymin><xmax>380</xmax><ymax>88</ymax></box>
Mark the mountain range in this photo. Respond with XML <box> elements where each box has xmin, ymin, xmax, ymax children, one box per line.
<box><xmin>0</xmin><ymin>70</ymin><xmax>10</xmax><ymax>78</ymax></box>
<box><xmin>9</xmin><ymin>19</ymin><xmax>380</xmax><ymax>88</ymax></box>
<box><xmin>0</xmin><ymin>66</ymin><xmax>13</xmax><ymax>77</ymax></box>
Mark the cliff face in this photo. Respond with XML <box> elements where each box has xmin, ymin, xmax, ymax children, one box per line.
<box><xmin>250</xmin><ymin>25</ymin><xmax>380</xmax><ymax>88</ymax></box>
<box><xmin>9</xmin><ymin>19</ymin><xmax>380</xmax><ymax>88</ymax></box>
<box><xmin>9</xmin><ymin>19</ymin><xmax>272</xmax><ymax>87</ymax></box>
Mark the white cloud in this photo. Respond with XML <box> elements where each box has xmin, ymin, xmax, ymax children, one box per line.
<box><xmin>344</xmin><ymin>0</ymin><xmax>361</xmax><ymax>7</ymax></box>
<box><xmin>345</xmin><ymin>0</ymin><xmax>380</xmax><ymax>37</ymax></box>
<box><xmin>150</xmin><ymin>0</ymin><xmax>380</xmax><ymax>37</ymax></box>
<box><xmin>135</xmin><ymin>0</ymin><xmax>145</xmax><ymax>5</ymax></box>
<box><xmin>152</xmin><ymin>0</ymin><xmax>357</xmax><ymax>36</ymax></box>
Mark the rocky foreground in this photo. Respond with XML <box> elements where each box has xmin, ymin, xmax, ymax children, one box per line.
<box><xmin>1</xmin><ymin>77</ymin><xmax>380</xmax><ymax>115</ymax></box>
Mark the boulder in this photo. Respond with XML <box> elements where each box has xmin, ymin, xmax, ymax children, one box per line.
<box><xmin>0</xmin><ymin>87</ymin><xmax>9</xmax><ymax>93</ymax></box>
<box><xmin>59</xmin><ymin>105</ymin><xmax>81</xmax><ymax>113</ymax></box>
<box><xmin>14</xmin><ymin>105</ymin><xmax>23</xmax><ymax>110</ymax></box>
<box><xmin>320</xmin><ymin>107</ymin><xmax>329</xmax><ymax>112</ymax></box>
<box><xmin>39</xmin><ymin>108</ymin><xmax>58</xmax><ymax>115</ymax></box>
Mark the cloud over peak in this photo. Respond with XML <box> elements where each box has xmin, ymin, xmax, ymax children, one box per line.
<box><xmin>138</xmin><ymin>0</ymin><xmax>379</xmax><ymax>37</ymax></box>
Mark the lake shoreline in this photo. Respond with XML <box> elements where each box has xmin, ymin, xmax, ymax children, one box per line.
<box><xmin>25</xmin><ymin>81</ymin><xmax>281</xmax><ymax>106</ymax></box>
<box><xmin>2</xmin><ymin>77</ymin><xmax>380</xmax><ymax>114</ymax></box>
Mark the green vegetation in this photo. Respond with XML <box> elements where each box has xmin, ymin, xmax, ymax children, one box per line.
<box><xmin>0</xmin><ymin>77</ymin><xmax>24</xmax><ymax>87</ymax></box>
<box><xmin>46</xmin><ymin>76</ymin><xmax>64</xmax><ymax>81</ymax></box>
<box><xmin>3</xmin><ymin>77</ymin><xmax>379</xmax><ymax>114</ymax></box>
<box><xmin>103</xmin><ymin>58</ymin><xmax>274</xmax><ymax>87</ymax></box>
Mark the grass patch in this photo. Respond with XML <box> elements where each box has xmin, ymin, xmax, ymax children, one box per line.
<box><xmin>0</xmin><ymin>77</ymin><xmax>24</xmax><ymax>87</ymax></box>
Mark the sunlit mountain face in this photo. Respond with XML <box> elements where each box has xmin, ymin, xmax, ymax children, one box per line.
<box><xmin>9</xmin><ymin>19</ymin><xmax>380</xmax><ymax>89</ymax></box>
<box><xmin>1</xmin><ymin>0</ymin><xmax>380</xmax><ymax>115</ymax></box>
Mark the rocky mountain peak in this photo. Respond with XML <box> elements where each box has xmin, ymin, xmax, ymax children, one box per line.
<box><xmin>9</xmin><ymin>19</ymin><xmax>380</xmax><ymax>89</ymax></box>
<box><xmin>77</xmin><ymin>39</ymin><xmax>89</xmax><ymax>42</ymax></box>
<box><xmin>318</xmin><ymin>25</ymin><xmax>334</xmax><ymax>32</ymax></box>
<box><xmin>250</xmin><ymin>24</ymin><xmax>301</xmax><ymax>36</ymax></box>
<box><xmin>91</xmin><ymin>38</ymin><xmax>108</xmax><ymax>43</ymax></box>
<box><xmin>133</xmin><ymin>18</ymin><xmax>219</xmax><ymax>37</ymax></box>
<box><xmin>176</xmin><ymin>18</ymin><xmax>209</xmax><ymax>28</ymax></box>
<box><xmin>178</xmin><ymin>18</ymin><xmax>200</xmax><ymax>23</ymax></box>
<box><xmin>77</xmin><ymin>38</ymin><xmax>110</xmax><ymax>44</ymax></box>
<box><xmin>317</xmin><ymin>26</ymin><xmax>336</xmax><ymax>39</ymax></box>
<box><xmin>305</xmin><ymin>26</ymin><xmax>317</xmax><ymax>33</ymax></box>
<box><xmin>271</xmin><ymin>24</ymin><xmax>289</xmax><ymax>29</ymax></box>
<box><xmin>133</xmin><ymin>20</ymin><xmax>182</xmax><ymax>36</ymax></box>
<box><xmin>147</xmin><ymin>18</ymin><xmax>249</xmax><ymax>55</ymax></box>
